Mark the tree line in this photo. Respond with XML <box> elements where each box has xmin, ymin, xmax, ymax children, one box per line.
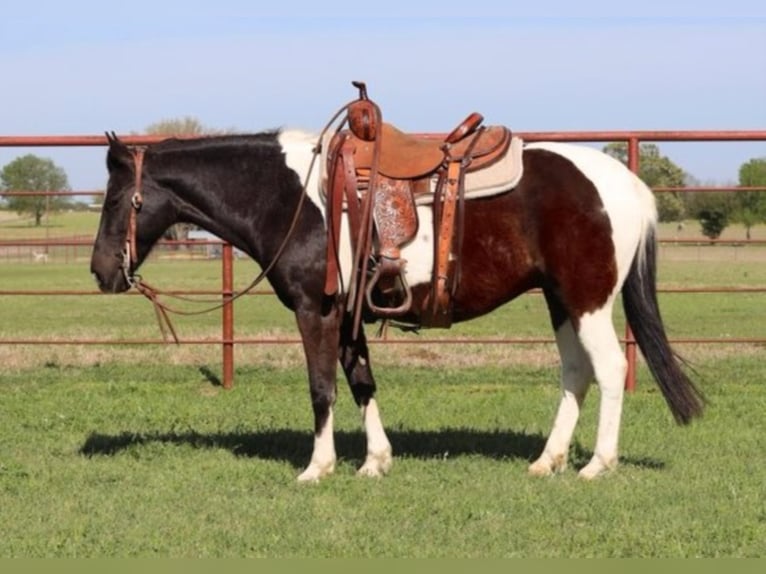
<box><xmin>603</xmin><ymin>142</ymin><xmax>766</xmax><ymax>240</ymax></box>
<box><xmin>2</xmin><ymin>118</ymin><xmax>766</xmax><ymax>240</ymax></box>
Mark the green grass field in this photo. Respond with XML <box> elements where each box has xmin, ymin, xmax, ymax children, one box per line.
<box><xmin>0</xmin><ymin>359</ymin><xmax>764</xmax><ymax>557</ymax></box>
<box><xmin>1</xmin><ymin>211</ymin><xmax>765</xmax><ymax>557</ymax></box>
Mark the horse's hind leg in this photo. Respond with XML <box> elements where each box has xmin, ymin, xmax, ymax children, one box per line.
<box><xmin>340</xmin><ymin>318</ymin><xmax>392</xmax><ymax>477</ymax></box>
<box><xmin>529</xmin><ymin>318</ymin><xmax>594</xmax><ymax>476</ymax></box>
<box><xmin>295</xmin><ymin>306</ymin><xmax>342</xmax><ymax>482</ymax></box>
<box><xmin>575</xmin><ymin>305</ymin><xmax>627</xmax><ymax>479</ymax></box>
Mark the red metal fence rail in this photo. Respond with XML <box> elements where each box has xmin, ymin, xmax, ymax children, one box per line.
<box><xmin>2</xmin><ymin>131</ymin><xmax>765</xmax><ymax>390</ymax></box>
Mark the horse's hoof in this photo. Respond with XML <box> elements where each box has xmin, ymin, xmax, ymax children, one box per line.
<box><xmin>296</xmin><ymin>461</ymin><xmax>335</xmax><ymax>483</ymax></box>
<box><xmin>357</xmin><ymin>450</ymin><xmax>393</xmax><ymax>478</ymax></box>
<box><xmin>578</xmin><ymin>455</ymin><xmax>617</xmax><ymax>480</ymax></box>
<box><xmin>528</xmin><ymin>460</ymin><xmax>553</xmax><ymax>477</ymax></box>
<box><xmin>357</xmin><ymin>465</ymin><xmax>384</xmax><ymax>478</ymax></box>
<box><xmin>528</xmin><ymin>453</ymin><xmax>567</xmax><ymax>477</ymax></box>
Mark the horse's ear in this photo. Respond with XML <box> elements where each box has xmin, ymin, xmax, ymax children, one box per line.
<box><xmin>105</xmin><ymin>131</ymin><xmax>131</xmax><ymax>170</ymax></box>
<box><xmin>105</xmin><ymin>131</ymin><xmax>128</xmax><ymax>152</ymax></box>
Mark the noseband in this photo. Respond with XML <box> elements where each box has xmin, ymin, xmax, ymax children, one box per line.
<box><xmin>122</xmin><ymin>146</ymin><xmax>146</xmax><ymax>287</ymax></box>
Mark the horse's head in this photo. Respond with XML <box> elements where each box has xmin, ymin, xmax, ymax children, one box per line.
<box><xmin>90</xmin><ymin>133</ymin><xmax>176</xmax><ymax>293</ymax></box>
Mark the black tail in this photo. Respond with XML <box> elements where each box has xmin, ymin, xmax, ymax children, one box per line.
<box><xmin>622</xmin><ymin>226</ymin><xmax>705</xmax><ymax>424</ymax></box>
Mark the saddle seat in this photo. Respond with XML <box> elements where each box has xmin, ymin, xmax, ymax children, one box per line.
<box><xmin>349</xmin><ymin>118</ymin><xmax>512</xmax><ymax>181</ymax></box>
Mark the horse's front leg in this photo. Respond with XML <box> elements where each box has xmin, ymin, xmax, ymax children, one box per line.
<box><xmin>295</xmin><ymin>305</ymin><xmax>342</xmax><ymax>483</ymax></box>
<box><xmin>340</xmin><ymin>318</ymin><xmax>392</xmax><ymax>477</ymax></box>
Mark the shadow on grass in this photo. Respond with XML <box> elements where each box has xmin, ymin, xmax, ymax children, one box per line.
<box><xmin>79</xmin><ymin>427</ymin><xmax>664</xmax><ymax>471</ymax></box>
<box><xmin>198</xmin><ymin>365</ymin><xmax>223</xmax><ymax>387</ymax></box>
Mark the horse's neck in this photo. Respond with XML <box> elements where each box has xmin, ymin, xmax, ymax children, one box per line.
<box><xmin>163</xmin><ymin>165</ymin><xmax>256</xmax><ymax>255</ymax></box>
<box><xmin>160</xmin><ymin>142</ymin><xmax>308</xmax><ymax>261</ymax></box>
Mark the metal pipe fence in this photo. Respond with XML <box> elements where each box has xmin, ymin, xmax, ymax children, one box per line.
<box><xmin>2</xmin><ymin>130</ymin><xmax>765</xmax><ymax>390</ymax></box>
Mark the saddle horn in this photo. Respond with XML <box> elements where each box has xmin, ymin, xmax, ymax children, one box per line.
<box><xmin>348</xmin><ymin>81</ymin><xmax>378</xmax><ymax>141</ymax></box>
<box><xmin>351</xmin><ymin>80</ymin><xmax>369</xmax><ymax>100</ymax></box>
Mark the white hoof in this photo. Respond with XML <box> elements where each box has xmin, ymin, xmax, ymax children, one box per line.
<box><xmin>528</xmin><ymin>452</ymin><xmax>567</xmax><ymax>477</ymax></box>
<box><xmin>296</xmin><ymin>460</ymin><xmax>335</xmax><ymax>483</ymax></box>
<box><xmin>357</xmin><ymin>448</ymin><xmax>393</xmax><ymax>478</ymax></box>
<box><xmin>578</xmin><ymin>455</ymin><xmax>616</xmax><ymax>480</ymax></box>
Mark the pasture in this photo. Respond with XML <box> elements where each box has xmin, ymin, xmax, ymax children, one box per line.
<box><xmin>0</xmin><ymin>212</ymin><xmax>765</xmax><ymax>557</ymax></box>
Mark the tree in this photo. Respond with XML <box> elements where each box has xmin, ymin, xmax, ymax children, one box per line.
<box><xmin>735</xmin><ymin>157</ymin><xmax>766</xmax><ymax>239</ymax></box>
<box><xmin>687</xmin><ymin>191</ymin><xmax>736</xmax><ymax>241</ymax></box>
<box><xmin>603</xmin><ymin>142</ymin><xmax>688</xmax><ymax>222</ymax></box>
<box><xmin>0</xmin><ymin>155</ymin><xmax>71</xmax><ymax>226</ymax></box>
<box><xmin>144</xmin><ymin>116</ymin><xmax>210</xmax><ymax>137</ymax></box>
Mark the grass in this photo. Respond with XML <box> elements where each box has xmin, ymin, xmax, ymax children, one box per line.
<box><xmin>0</xmin><ymin>210</ymin><xmax>100</xmax><ymax>239</ymax></box>
<box><xmin>1</xmin><ymin>211</ymin><xmax>765</xmax><ymax>556</ymax></box>
<box><xmin>0</xmin><ymin>359</ymin><xmax>764</xmax><ymax>557</ymax></box>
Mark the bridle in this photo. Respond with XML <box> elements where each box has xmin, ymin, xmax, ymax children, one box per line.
<box><xmin>118</xmin><ymin>145</ymin><xmax>188</xmax><ymax>342</ymax></box>
<box><xmin>122</xmin><ymin>146</ymin><xmax>146</xmax><ymax>288</ymax></box>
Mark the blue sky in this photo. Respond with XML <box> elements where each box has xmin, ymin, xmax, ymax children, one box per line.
<box><xmin>1</xmin><ymin>1</ymin><xmax>765</xmax><ymax>191</ymax></box>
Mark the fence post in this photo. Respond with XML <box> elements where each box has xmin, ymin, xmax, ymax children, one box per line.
<box><xmin>222</xmin><ymin>243</ymin><xmax>234</xmax><ymax>389</ymax></box>
<box><xmin>624</xmin><ymin>137</ymin><xmax>640</xmax><ymax>392</ymax></box>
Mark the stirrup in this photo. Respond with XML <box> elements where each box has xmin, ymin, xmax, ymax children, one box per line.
<box><xmin>365</xmin><ymin>258</ymin><xmax>413</xmax><ymax>317</ymax></box>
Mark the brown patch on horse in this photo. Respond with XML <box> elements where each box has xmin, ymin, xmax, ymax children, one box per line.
<box><xmin>520</xmin><ymin>149</ymin><xmax>618</xmax><ymax>329</ymax></box>
<box><xmin>404</xmin><ymin>147</ymin><xmax>617</xmax><ymax>331</ymax></box>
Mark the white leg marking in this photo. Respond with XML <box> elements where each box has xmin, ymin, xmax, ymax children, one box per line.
<box><xmin>357</xmin><ymin>398</ymin><xmax>393</xmax><ymax>477</ymax></box>
<box><xmin>297</xmin><ymin>409</ymin><xmax>337</xmax><ymax>483</ymax></box>
<box><xmin>529</xmin><ymin>320</ymin><xmax>594</xmax><ymax>476</ymax></box>
<box><xmin>576</xmin><ymin>306</ymin><xmax>626</xmax><ymax>479</ymax></box>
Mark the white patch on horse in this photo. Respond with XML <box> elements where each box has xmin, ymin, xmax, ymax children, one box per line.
<box><xmin>575</xmin><ymin>304</ymin><xmax>626</xmax><ymax>478</ymax></box>
<box><xmin>357</xmin><ymin>398</ymin><xmax>393</xmax><ymax>477</ymax></box>
<box><xmin>297</xmin><ymin>408</ymin><xmax>337</xmax><ymax>483</ymax></box>
<box><xmin>399</xmin><ymin>207</ymin><xmax>434</xmax><ymax>288</ymax></box>
<box><xmin>278</xmin><ymin>130</ymin><xmax>323</xmax><ymax>202</ymax></box>
<box><xmin>278</xmin><ymin>130</ymin><xmax>435</xmax><ymax>293</ymax></box>
<box><xmin>524</xmin><ymin>142</ymin><xmax>658</xmax><ymax>290</ymax></box>
<box><xmin>529</xmin><ymin>318</ymin><xmax>592</xmax><ymax>476</ymax></box>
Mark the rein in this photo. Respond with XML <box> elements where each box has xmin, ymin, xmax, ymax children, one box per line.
<box><xmin>120</xmin><ymin>107</ymin><xmax>355</xmax><ymax>342</ymax></box>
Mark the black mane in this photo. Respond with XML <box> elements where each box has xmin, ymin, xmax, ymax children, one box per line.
<box><xmin>149</xmin><ymin>129</ymin><xmax>283</xmax><ymax>154</ymax></box>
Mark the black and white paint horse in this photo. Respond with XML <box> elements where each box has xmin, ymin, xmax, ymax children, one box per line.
<box><xmin>91</xmin><ymin>129</ymin><xmax>704</xmax><ymax>481</ymax></box>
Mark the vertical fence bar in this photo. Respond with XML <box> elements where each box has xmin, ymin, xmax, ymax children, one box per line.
<box><xmin>222</xmin><ymin>243</ymin><xmax>234</xmax><ymax>389</ymax></box>
<box><xmin>624</xmin><ymin>137</ymin><xmax>640</xmax><ymax>392</ymax></box>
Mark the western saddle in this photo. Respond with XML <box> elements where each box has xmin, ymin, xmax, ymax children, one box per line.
<box><xmin>323</xmin><ymin>81</ymin><xmax>513</xmax><ymax>334</ymax></box>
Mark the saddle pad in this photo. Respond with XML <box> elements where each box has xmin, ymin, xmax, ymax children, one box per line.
<box><xmin>415</xmin><ymin>136</ymin><xmax>524</xmax><ymax>205</ymax></box>
<box><xmin>318</xmin><ymin>132</ymin><xmax>524</xmax><ymax>205</ymax></box>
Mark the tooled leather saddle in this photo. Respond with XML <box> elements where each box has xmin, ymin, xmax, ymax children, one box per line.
<box><xmin>322</xmin><ymin>81</ymin><xmax>518</xmax><ymax>335</ymax></box>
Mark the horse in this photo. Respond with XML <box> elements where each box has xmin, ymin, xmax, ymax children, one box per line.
<box><xmin>90</xmin><ymin>127</ymin><xmax>705</xmax><ymax>482</ymax></box>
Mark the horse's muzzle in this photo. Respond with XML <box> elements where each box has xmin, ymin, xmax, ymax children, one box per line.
<box><xmin>90</xmin><ymin>253</ymin><xmax>130</xmax><ymax>294</ymax></box>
